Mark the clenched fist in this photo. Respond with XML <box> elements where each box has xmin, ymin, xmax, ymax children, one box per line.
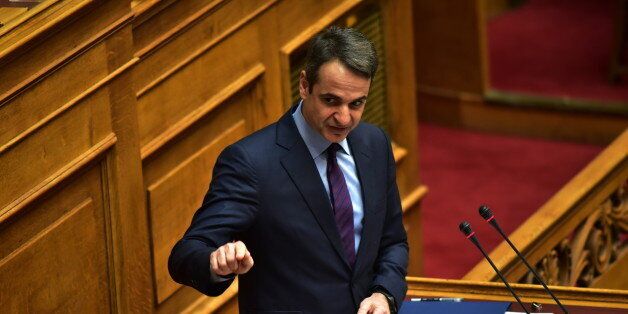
<box><xmin>210</xmin><ymin>241</ymin><xmax>254</xmax><ymax>276</ymax></box>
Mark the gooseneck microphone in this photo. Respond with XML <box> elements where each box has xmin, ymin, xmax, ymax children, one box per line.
<box><xmin>459</xmin><ymin>221</ymin><xmax>530</xmax><ymax>314</ymax></box>
<box><xmin>479</xmin><ymin>205</ymin><xmax>568</xmax><ymax>313</ymax></box>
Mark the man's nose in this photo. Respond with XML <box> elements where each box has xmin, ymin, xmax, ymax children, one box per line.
<box><xmin>334</xmin><ymin>106</ymin><xmax>351</xmax><ymax>125</ymax></box>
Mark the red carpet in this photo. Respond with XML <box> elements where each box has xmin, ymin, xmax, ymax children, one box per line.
<box><xmin>488</xmin><ymin>0</ymin><xmax>628</xmax><ymax>103</ymax></box>
<box><xmin>419</xmin><ymin>124</ymin><xmax>604</xmax><ymax>278</ymax></box>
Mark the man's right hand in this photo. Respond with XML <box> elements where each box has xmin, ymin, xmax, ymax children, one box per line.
<box><xmin>210</xmin><ymin>241</ymin><xmax>254</xmax><ymax>276</ymax></box>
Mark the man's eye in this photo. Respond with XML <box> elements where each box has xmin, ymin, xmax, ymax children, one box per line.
<box><xmin>323</xmin><ymin>98</ymin><xmax>336</xmax><ymax>104</ymax></box>
<box><xmin>350</xmin><ymin>100</ymin><xmax>365</xmax><ymax>107</ymax></box>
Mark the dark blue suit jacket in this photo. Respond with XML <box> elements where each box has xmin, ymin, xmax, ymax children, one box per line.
<box><xmin>169</xmin><ymin>107</ymin><xmax>408</xmax><ymax>313</ymax></box>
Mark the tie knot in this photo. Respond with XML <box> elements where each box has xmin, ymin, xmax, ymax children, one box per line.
<box><xmin>327</xmin><ymin>143</ymin><xmax>342</xmax><ymax>157</ymax></box>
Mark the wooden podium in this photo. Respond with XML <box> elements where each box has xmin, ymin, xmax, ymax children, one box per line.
<box><xmin>406</xmin><ymin>277</ymin><xmax>628</xmax><ymax>312</ymax></box>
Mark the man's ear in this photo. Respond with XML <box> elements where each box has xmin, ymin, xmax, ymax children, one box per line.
<box><xmin>299</xmin><ymin>70</ymin><xmax>309</xmax><ymax>100</ymax></box>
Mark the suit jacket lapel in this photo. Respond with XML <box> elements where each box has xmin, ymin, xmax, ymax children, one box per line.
<box><xmin>277</xmin><ymin>109</ymin><xmax>351</xmax><ymax>269</ymax></box>
<box><xmin>348</xmin><ymin>129</ymin><xmax>377</xmax><ymax>274</ymax></box>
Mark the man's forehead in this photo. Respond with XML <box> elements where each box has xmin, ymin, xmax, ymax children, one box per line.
<box><xmin>317</xmin><ymin>60</ymin><xmax>369</xmax><ymax>81</ymax></box>
<box><xmin>314</xmin><ymin>61</ymin><xmax>371</xmax><ymax>97</ymax></box>
<box><xmin>314</xmin><ymin>86</ymin><xmax>369</xmax><ymax>101</ymax></box>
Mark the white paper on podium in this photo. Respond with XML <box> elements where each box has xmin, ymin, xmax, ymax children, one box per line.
<box><xmin>505</xmin><ymin>312</ymin><xmax>553</xmax><ymax>314</ymax></box>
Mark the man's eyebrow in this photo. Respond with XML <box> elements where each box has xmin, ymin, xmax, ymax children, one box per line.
<box><xmin>319</xmin><ymin>93</ymin><xmax>341</xmax><ymax>99</ymax></box>
<box><xmin>319</xmin><ymin>93</ymin><xmax>367</xmax><ymax>102</ymax></box>
<box><xmin>351</xmin><ymin>96</ymin><xmax>367</xmax><ymax>102</ymax></box>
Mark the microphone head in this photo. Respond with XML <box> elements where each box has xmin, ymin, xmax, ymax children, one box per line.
<box><xmin>479</xmin><ymin>205</ymin><xmax>493</xmax><ymax>220</ymax></box>
<box><xmin>459</xmin><ymin>221</ymin><xmax>473</xmax><ymax>237</ymax></box>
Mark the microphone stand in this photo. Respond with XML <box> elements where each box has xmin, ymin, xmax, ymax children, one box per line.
<box><xmin>479</xmin><ymin>206</ymin><xmax>568</xmax><ymax>314</ymax></box>
<box><xmin>459</xmin><ymin>221</ymin><xmax>530</xmax><ymax>314</ymax></box>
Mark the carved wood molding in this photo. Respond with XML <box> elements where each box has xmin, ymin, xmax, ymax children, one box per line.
<box><xmin>522</xmin><ymin>180</ymin><xmax>628</xmax><ymax>287</ymax></box>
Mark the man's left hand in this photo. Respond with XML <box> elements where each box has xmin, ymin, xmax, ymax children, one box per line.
<box><xmin>357</xmin><ymin>292</ymin><xmax>390</xmax><ymax>314</ymax></box>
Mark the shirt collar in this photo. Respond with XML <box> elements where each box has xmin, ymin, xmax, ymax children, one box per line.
<box><xmin>292</xmin><ymin>100</ymin><xmax>351</xmax><ymax>159</ymax></box>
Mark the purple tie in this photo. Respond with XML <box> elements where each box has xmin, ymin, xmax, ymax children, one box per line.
<box><xmin>326</xmin><ymin>143</ymin><xmax>356</xmax><ymax>266</ymax></box>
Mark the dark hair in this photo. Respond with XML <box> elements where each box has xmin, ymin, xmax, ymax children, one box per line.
<box><xmin>304</xmin><ymin>26</ymin><xmax>378</xmax><ymax>92</ymax></box>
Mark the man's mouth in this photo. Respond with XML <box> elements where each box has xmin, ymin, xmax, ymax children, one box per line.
<box><xmin>328</xmin><ymin>126</ymin><xmax>348</xmax><ymax>133</ymax></box>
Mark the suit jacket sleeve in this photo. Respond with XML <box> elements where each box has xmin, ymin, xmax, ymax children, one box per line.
<box><xmin>370</xmin><ymin>129</ymin><xmax>409</xmax><ymax>310</ymax></box>
<box><xmin>168</xmin><ymin>143</ymin><xmax>259</xmax><ymax>296</ymax></box>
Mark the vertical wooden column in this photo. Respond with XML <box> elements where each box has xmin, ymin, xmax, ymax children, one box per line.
<box><xmin>381</xmin><ymin>0</ymin><xmax>424</xmax><ymax>276</ymax></box>
<box><xmin>103</xmin><ymin>15</ymin><xmax>153</xmax><ymax>313</ymax></box>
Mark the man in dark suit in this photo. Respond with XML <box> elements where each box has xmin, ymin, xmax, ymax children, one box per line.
<box><xmin>169</xmin><ymin>27</ymin><xmax>408</xmax><ymax>314</ymax></box>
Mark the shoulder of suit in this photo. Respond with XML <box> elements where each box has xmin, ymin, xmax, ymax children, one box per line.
<box><xmin>353</xmin><ymin>122</ymin><xmax>390</xmax><ymax>143</ymax></box>
<box><xmin>221</xmin><ymin>121</ymin><xmax>279</xmax><ymax>164</ymax></box>
<box><xmin>233</xmin><ymin>122</ymin><xmax>277</xmax><ymax>147</ymax></box>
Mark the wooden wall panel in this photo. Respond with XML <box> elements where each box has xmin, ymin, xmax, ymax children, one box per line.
<box><xmin>0</xmin><ymin>1</ymin><xmax>148</xmax><ymax>312</ymax></box>
<box><xmin>142</xmin><ymin>84</ymin><xmax>261</xmax><ymax>191</ymax></box>
<box><xmin>0</xmin><ymin>165</ymin><xmax>112</xmax><ymax>312</ymax></box>
<box><xmin>0</xmin><ymin>0</ymin><xmax>129</xmax><ymax>96</ymax></box>
<box><xmin>133</xmin><ymin>0</ymin><xmax>272</xmax><ymax>91</ymax></box>
<box><xmin>136</xmin><ymin>25</ymin><xmax>262</xmax><ymax>150</ymax></box>
<box><xmin>133</xmin><ymin>0</ymin><xmax>215</xmax><ymax>52</ymax></box>
<box><xmin>0</xmin><ymin>42</ymin><xmax>110</xmax><ymax>146</ymax></box>
<box><xmin>0</xmin><ymin>88</ymin><xmax>113</xmax><ymax>217</ymax></box>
